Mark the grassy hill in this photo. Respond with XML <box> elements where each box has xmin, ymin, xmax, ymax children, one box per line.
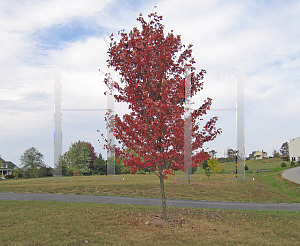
<box><xmin>195</xmin><ymin>157</ymin><xmax>291</xmax><ymax>174</ymax></box>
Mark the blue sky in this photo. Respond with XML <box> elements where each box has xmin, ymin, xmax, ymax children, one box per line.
<box><xmin>1</xmin><ymin>0</ymin><xmax>299</xmax><ymax>167</ymax></box>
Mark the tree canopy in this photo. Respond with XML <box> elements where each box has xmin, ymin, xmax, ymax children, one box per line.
<box><xmin>101</xmin><ymin>11</ymin><xmax>222</xmax><ymax>221</ymax></box>
<box><xmin>279</xmin><ymin>142</ymin><xmax>289</xmax><ymax>156</ymax></box>
<box><xmin>20</xmin><ymin>147</ymin><xmax>45</xmax><ymax>171</ymax></box>
<box><xmin>66</xmin><ymin>140</ymin><xmax>97</xmax><ymax>175</ymax></box>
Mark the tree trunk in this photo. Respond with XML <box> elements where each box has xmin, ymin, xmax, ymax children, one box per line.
<box><xmin>159</xmin><ymin>166</ymin><xmax>167</xmax><ymax>221</ymax></box>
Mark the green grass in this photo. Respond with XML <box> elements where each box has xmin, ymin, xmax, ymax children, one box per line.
<box><xmin>252</xmin><ymin>167</ymin><xmax>300</xmax><ymax>203</ymax></box>
<box><xmin>0</xmin><ymin>158</ymin><xmax>299</xmax><ymax>203</ymax></box>
<box><xmin>1</xmin><ymin>158</ymin><xmax>299</xmax><ymax>245</ymax></box>
<box><xmin>1</xmin><ymin>200</ymin><xmax>300</xmax><ymax>245</ymax></box>
<box><xmin>195</xmin><ymin>157</ymin><xmax>293</xmax><ymax>175</ymax></box>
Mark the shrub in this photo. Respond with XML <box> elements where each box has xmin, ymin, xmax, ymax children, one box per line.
<box><xmin>244</xmin><ymin>165</ymin><xmax>249</xmax><ymax>170</ymax></box>
<box><xmin>204</xmin><ymin>167</ymin><xmax>212</xmax><ymax>180</ymax></box>
<box><xmin>291</xmin><ymin>161</ymin><xmax>295</xmax><ymax>167</ymax></box>
<box><xmin>14</xmin><ymin>169</ymin><xmax>20</xmax><ymax>180</ymax></box>
<box><xmin>281</xmin><ymin>162</ymin><xmax>286</xmax><ymax>167</ymax></box>
<box><xmin>66</xmin><ymin>169</ymin><xmax>74</xmax><ymax>176</ymax></box>
<box><xmin>5</xmin><ymin>174</ymin><xmax>14</xmax><ymax>179</ymax></box>
<box><xmin>73</xmin><ymin>170</ymin><xmax>79</xmax><ymax>176</ymax></box>
<box><xmin>207</xmin><ymin>158</ymin><xmax>222</xmax><ymax>175</ymax></box>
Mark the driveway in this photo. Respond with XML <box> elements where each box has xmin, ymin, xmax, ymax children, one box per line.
<box><xmin>282</xmin><ymin>166</ymin><xmax>300</xmax><ymax>185</ymax></box>
<box><xmin>1</xmin><ymin>192</ymin><xmax>299</xmax><ymax>212</ymax></box>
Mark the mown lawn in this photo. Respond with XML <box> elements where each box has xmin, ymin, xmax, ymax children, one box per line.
<box><xmin>0</xmin><ymin>158</ymin><xmax>299</xmax><ymax>203</ymax></box>
<box><xmin>1</xmin><ymin>158</ymin><xmax>299</xmax><ymax>245</ymax></box>
<box><xmin>0</xmin><ymin>200</ymin><xmax>300</xmax><ymax>246</ymax></box>
<box><xmin>196</xmin><ymin>157</ymin><xmax>294</xmax><ymax>174</ymax></box>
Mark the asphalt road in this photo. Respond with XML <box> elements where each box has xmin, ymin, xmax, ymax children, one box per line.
<box><xmin>1</xmin><ymin>167</ymin><xmax>299</xmax><ymax>212</ymax></box>
<box><xmin>282</xmin><ymin>166</ymin><xmax>300</xmax><ymax>185</ymax></box>
<box><xmin>1</xmin><ymin>192</ymin><xmax>299</xmax><ymax>212</ymax></box>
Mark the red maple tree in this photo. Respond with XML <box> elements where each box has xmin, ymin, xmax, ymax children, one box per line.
<box><xmin>101</xmin><ymin>11</ymin><xmax>222</xmax><ymax>221</ymax></box>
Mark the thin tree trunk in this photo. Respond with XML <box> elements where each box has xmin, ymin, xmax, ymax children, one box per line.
<box><xmin>159</xmin><ymin>166</ymin><xmax>167</xmax><ymax>221</ymax></box>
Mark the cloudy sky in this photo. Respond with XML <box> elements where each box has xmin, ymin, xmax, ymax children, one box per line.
<box><xmin>1</xmin><ymin>0</ymin><xmax>299</xmax><ymax>168</ymax></box>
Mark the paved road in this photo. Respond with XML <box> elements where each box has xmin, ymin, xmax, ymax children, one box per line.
<box><xmin>282</xmin><ymin>166</ymin><xmax>300</xmax><ymax>185</ymax></box>
<box><xmin>1</xmin><ymin>192</ymin><xmax>299</xmax><ymax>212</ymax></box>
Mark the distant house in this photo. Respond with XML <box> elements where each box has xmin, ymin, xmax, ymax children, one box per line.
<box><xmin>0</xmin><ymin>157</ymin><xmax>19</xmax><ymax>176</ymax></box>
<box><xmin>249</xmin><ymin>150</ymin><xmax>268</xmax><ymax>160</ymax></box>
<box><xmin>289</xmin><ymin>137</ymin><xmax>300</xmax><ymax>162</ymax></box>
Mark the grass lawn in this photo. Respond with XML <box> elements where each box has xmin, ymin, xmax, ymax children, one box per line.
<box><xmin>1</xmin><ymin>157</ymin><xmax>299</xmax><ymax>245</ymax></box>
<box><xmin>0</xmin><ymin>200</ymin><xmax>300</xmax><ymax>245</ymax></box>
<box><xmin>196</xmin><ymin>157</ymin><xmax>294</xmax><ymax>174</ymax></box>
<box><xmin>1</xmin><ymin>158</ymin><xmax>299</xmax><ymax>203</ymax></box>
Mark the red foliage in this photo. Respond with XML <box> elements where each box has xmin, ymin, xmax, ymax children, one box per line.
<box><xmin>102</xmin><ymin>12</ymin><xmax>222</xmax><ymax>179</ymax></box>
<box><xmin>85</xmin><ymin>142</ymin><xmax>97</xmax><ymax>161</ymax></box>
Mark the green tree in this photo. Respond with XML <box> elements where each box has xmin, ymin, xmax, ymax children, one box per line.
<box><xmin>93</xmin><ymin>153</ymin><xmax>106</xmax><ymax>175</ymax></box>
<box><xmin>201</xmin><ymin>159</ymin><xmax>209</xmax><ymax>170</ymax></box>
<box><xmin>54</xmin><ymin>153</ymin><xmax>68</xmax><ymax>176</ymax></box>
<box><xmin>13</xmin><ymin>168</ymin><xmax>20</xmax><ymax>180</ymax></box>
<box><xmin>24</xmin><ymin>169</ymin><xmax>31</xmax><ymax>179</ymax></box>
<box><xmin>279</xmin><ymin>142</ymin><xmax>289</xmax><ymax>156</ymax></box>
<box><xmin>207</xmin><ymin>157</ymin><xmax>222</xmax><ymax>176</ymax></box>
<box><xmin>20</xmin><ymin>147</ymin><xmax>45</xmax><ymax>171</ymax></box>
<box><xmin>66</xmin><ymin>141</ymin><xmax>96</xmax><ymax>175</ymax></box>
<box><xmin>31</xmin><ymin>167</ymin><xmax>39</xmax><ymax>178</ymax></box>
<box><xmin>38</xmin><ymin>166</ymin><xmax>53</xmax><ymax>177</ymax></box>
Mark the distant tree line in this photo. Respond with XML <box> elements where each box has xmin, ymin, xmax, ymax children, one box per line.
<box><xmin>6</xmin><ymin>142</ymin><xmax>134</xmax><ymax>180</ymax></box>
<box><xmin>5</xmin><ymin>147</ymin><xmax>55</xmax><ymax>180</ymax></box>
<box><xmin>54</xmin><ymin>140</ymin><xmax>131</xmax><ymax>177</ymax></box>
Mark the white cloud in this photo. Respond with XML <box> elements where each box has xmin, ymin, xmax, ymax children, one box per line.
<box><xmin>1</xmin><ymin>0</ymin><xmax>113</xmax><ymax>32</ymax></box>
<box><xmin>1</xmin><ymin>0</ymin><xmax>300</xmax><ymax>166</ymax></box>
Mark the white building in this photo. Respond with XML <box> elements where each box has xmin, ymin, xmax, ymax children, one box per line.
<box><xmin>289</xmin><ymin>137</ymin><xmax>300</xmax><ymax>162</ymax></box>
<box><xmin>249</xmin><ymin>150</ymin><xmax>268</xmax><ymax>160</ymax></box>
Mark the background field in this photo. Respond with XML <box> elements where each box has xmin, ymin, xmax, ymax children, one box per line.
<box><xmin>1</xmin><ymin>158</ymin><xmax>299</xmax><ymax>203</ymax></box>
<box><xmin>1</xmin><ymin>158</ymin><xmax>300</xmax><ymax>245</ymax></box>
<box><xmin>196</xmin><ymin>157</ymin><xmax>293</xmax><ymax>174</ymax></box>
